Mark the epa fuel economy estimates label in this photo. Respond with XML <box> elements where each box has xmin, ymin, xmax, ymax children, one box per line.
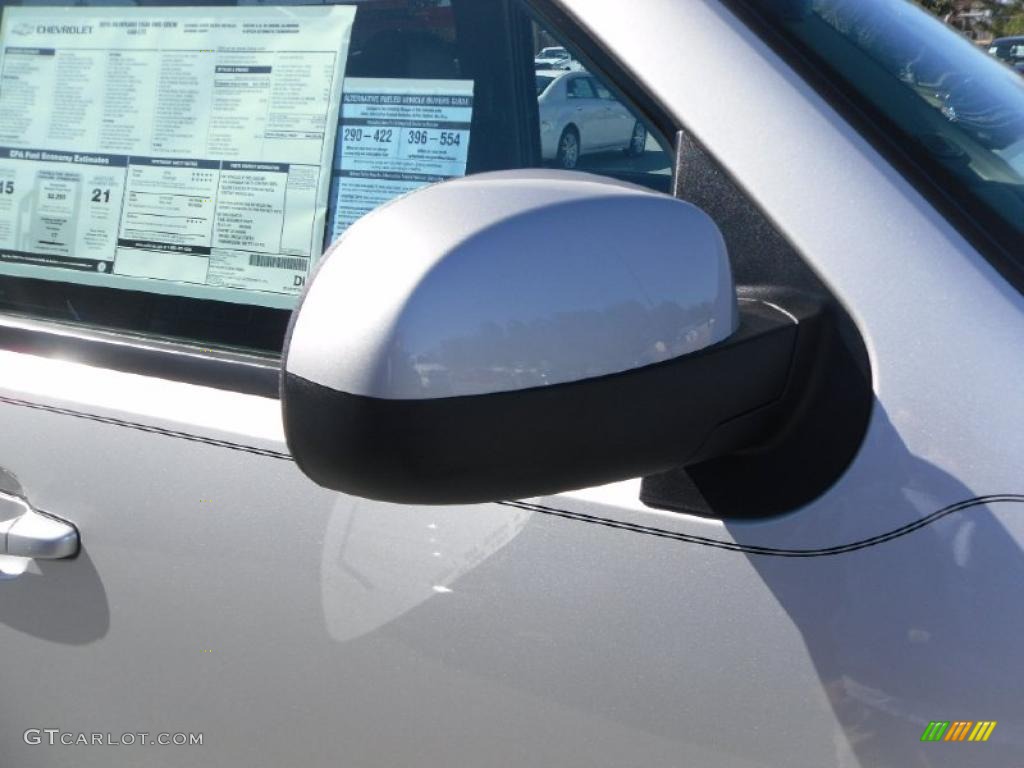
<box><xmin>0</xmin><ymin>5</ymin><xmax>356</xmax><ymax>302</ymax></box>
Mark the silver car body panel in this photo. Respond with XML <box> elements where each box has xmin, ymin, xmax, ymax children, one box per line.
<box><xmin>0</xmin><ymin>1</ymin><xmax>1021</xmax><ymax>766</ymax></box>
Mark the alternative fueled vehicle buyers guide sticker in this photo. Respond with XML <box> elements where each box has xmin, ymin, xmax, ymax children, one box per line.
<box><xmin>327</xmin><ymin>77</ymin><xmax>474</xmax><ymax>243</ymax></box>
<box><xmin>0</xmin><ymin>5</ymin><xmax>356</xmax><ymax>305</ymax></box>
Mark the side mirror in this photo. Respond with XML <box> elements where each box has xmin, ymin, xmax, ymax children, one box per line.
<box><xmin>282</xmin><ymin>171</ymin><xmax>801</xmax><ymax>504</ymax></box>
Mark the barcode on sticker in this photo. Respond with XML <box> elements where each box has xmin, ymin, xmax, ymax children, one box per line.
<box><xmin>248</xmin><ymin>254</ymin><xmax>308</xmax><ymax>271</ymax></box>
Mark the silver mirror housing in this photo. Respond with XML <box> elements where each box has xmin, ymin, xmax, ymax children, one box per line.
<box><xmin>287</xmin><ymin>170</ymin><xmax>737</xmax><ymax>400</ymax></box>
<box><xmin>283</xmin><ymin>171</ymin><xmax>798</xmax><ymax>504</ymax></box>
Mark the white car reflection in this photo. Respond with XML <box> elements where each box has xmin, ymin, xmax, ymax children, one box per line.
<box><xmin>535</xmin><ymin>45</ymin><xmax>571</xmax><ymax>70</ymax></box>
<box><xmin>537</xmin><ymin>70</ymin><xmax>648</xmax><ymax>170</ymax></box>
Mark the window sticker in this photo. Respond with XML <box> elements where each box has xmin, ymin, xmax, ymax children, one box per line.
<box><xmin>326</xmin><ymin>77</ymin><xmax>473</xmax><ymax>245</ymax></box>
<box><xmin>0</xmin><ymin>5</ymin><xmax>357</xmax><ymax>308</ymax></box>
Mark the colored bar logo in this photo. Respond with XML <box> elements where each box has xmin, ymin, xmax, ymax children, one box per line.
<box><xmin>921</xmin><ymin>721</ymin><xmax>996</xmax><ymax>742</ymax></box>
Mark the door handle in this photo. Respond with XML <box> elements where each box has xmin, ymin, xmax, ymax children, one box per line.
<box><xmin>0</xmin><ymin>491</ymin><xmax>78</xmax><ymax>559</ymax></box>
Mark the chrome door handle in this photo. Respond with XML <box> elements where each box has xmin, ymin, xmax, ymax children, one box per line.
<box><xmin>0</xmin><ymin>491</ymin><xmax>78</xmax><ymax>559</ymax></box>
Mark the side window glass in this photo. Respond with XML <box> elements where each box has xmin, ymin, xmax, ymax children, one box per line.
<box><xmin>593</xmin><ymin>81</ymin><xmax>615</xmax><ymax>100</ymax></box>
<box><xmin>0</xmin><ymin>0</ymin><xmax>518</xmax><ymax>353</ymax></box>
<box><xmin>566</xmin><ymin>77</ymin><xmax>596</xmax><ymax>99</ymax></box>
<box><xmin>0</xmin><ymin>0</ymin><xmax>674</xmax><ymax>360</ymax></box>
<box><xmin>531</xmin><ymin>18</ymin><xmax>673</xmax><ymax>184</ymax></box>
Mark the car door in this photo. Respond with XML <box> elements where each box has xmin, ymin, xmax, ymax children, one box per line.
<box><xmin>562</xmin><ymin>73</ymin><xmax>605</xmax><ymax>151</ymax></box>
<box><xmin>1</xmin><ymin>2</ymin><xmax>1020</xmax><ymax>768</ymax></box>
<box><xmin>0</xmin><ymin>1</ymin><xmax>686</xmax><ymax>767</ymax></box>
<box><xmin>591</xmin><ymin>77</ymin><xmax>635</xmax><ymax>149</ymax></box>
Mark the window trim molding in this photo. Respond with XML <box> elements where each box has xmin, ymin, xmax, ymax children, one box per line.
<box><xmin>0</xmin><ymin>313</ymin><xmax>279</xmax><ymax>397</ymax></box>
